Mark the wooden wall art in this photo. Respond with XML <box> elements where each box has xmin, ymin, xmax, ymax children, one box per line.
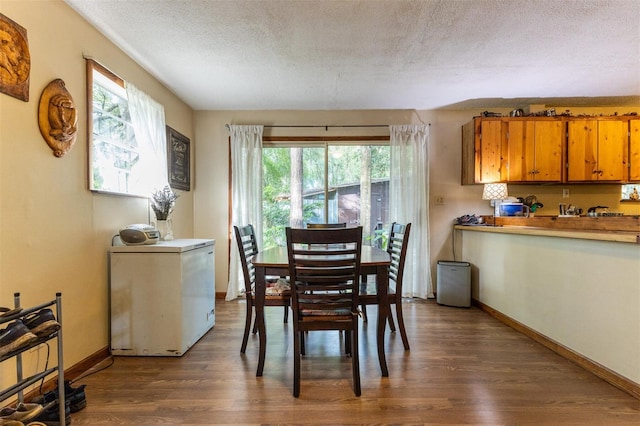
<box><xmin>38</xmin><ymin>79</ymin><xmax>78</xmax><ymax>157</ymax></box>
<box><xmin>167</xmin><ymin>126</ymin><xmax>191</xmax><ymax>191</ymax></box>
<box><xmin>0</xmin><ymin>13</ymin><xmax>30</xmax><ymax>102</ymax></box>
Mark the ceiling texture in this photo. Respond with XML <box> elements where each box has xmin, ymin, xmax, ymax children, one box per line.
<box><xmin>64</xmin><ymin>0</ymin><xmax>640</xmax><ymax>111</ymax></box>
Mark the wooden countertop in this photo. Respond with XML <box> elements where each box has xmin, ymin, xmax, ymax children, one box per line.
<box><xmin>490</xmin><ymin>215</ymin><xmax>640</xmax><ymax>232</ymax></box>
<box><xmin>456</xmin><ymin>216</ymin><xmax>640</xmax><ymax>244</ymax></box>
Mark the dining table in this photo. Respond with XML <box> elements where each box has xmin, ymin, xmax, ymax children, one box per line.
<box><xmin>251</xmin><ymin>245</ymin><xmax>391</xmax><ymax>377</ymax></box>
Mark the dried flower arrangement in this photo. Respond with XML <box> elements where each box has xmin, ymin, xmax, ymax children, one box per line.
<box><xmin>150</xmin><ymin>185</ymin><xmax>179</xmax><ymax>220</ymax></box>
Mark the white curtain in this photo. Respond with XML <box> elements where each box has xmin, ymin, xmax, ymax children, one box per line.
<box><xmin>226</xmin><ymin>125</ymin><xmax>264</xmax><ymax>301</ymax></box>
<box><xmin>125</xmin><ymin>83</ymin><xmax>168</xmax><ymax>195</ymax></box>
<box><xmin>389</xmin><ymin>125</ymin><xmax>433</xmax><ymax>298</ymax></box>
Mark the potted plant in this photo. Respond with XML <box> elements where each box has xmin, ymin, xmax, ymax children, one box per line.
<box><xmin>150</xmin><ymin>185</ymin><xmax>179</xmax><ymax>240</ymax></box>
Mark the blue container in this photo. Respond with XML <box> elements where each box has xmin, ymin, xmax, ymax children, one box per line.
<box><xmin>500</xmin><ymin>202</ymin><xmax>526</xmax><ymax>216</ymax></box>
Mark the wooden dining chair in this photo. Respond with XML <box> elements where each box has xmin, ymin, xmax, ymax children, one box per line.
<box><xmin>234</xmin><ymin>224</ymin><xmax>291</xmax><ymax>354</ymax></box>
<box><xmin>286</xmin><ymin>226</ymin><xmax>363</xmax><ymax>398</ymax></box>
<box><xmin>359</xmin><ymin>222</ymin><xmax>412</xmax><ymax>350</ymax></box>
<box><xmin>306</xmin><ymin>222</ymin><xmax>347</xmax><ymax>229</ymax></box>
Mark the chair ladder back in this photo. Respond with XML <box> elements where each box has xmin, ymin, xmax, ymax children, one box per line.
<box><xmin>306</xmin><ymin>222</ymin><xmax>347</xmax><ymax>229</ymax></box>
<box><xmin>286</xmin><ymin>227</ymin><xmax>363</xmax><ymax>319</ymax></box>
<box><xmin>387</xmin><ymin>222</ymin><xmax>411</xmax><ymax>289</ymax></box>
<box><xmin>234</xmin><ymin>224</ymin><xmax>259</xmax><ymax>292</ymax></box>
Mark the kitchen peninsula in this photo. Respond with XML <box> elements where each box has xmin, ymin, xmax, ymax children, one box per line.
<box><xmin>455</xmin><ymin>216</ymin><xmax>640</xmax><ymax>399</ymax></box>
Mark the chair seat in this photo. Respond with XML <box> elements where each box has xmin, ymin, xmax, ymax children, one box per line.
<box><xmin>251</xmin><ymin>278</ymin><xmax>291</xmax><ymax>297</ymax></box>
<box><xmin>300</xmin><ymin>308</ymin><xmax>352</xmax><ymax>317</ymax></box>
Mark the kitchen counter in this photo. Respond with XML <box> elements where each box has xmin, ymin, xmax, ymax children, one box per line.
<box><xmin>460</xmin><ymin>215</ymin><xmax>640</xmax><ymax>244</ymax></box>
<box><xmin>456</xmin><ymin>223</ymin><xmax>640</xmax><ymax>398</ymax></box>
<box><xmin>455</xmin><ymin>224</ymin><xmax>640</xmax><ymax>244</ymax></box>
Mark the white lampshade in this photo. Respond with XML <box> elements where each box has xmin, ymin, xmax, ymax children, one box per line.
<box><xmin>482</xmin><ymin>183</ymin><xmax>508</xmax><ymax>200</ymax></box>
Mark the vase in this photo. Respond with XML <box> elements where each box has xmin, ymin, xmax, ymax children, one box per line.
<box><xmin>155</xmin><ymin>219</ymin><xmax>174</xmax><ymax>241</ymax></box>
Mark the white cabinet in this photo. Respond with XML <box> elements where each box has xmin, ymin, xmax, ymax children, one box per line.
<box><xmin>109</xmin><ymin>239</ymin><xmax>215</xmax><ymax>356</ymax></box>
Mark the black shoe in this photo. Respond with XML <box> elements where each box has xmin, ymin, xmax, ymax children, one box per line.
<box><xmin>23</xmin><ymin>308</ymin><xmax>61</xmax><ymax>338</ymax></box>
<box><xmin>0</xmin><ymin>320</ymin><xmax>38</xmax><ymax>357</ymax></box>
<box><xmin>33</xmin><ymin>381</ymin><xmax>86</xmax><ymax>413</ymax></box>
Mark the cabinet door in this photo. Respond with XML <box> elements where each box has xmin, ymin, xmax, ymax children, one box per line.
<box><xmin>630</xmin><ymin>119</ymin><xmax>640</xmax><ymax>181</ymax></box>
<box><xmin>533</xmin><ymin>121</ymin><xmax>563</xmax><ymax>181</ymax></box>
<box><xmin>597</xmin><ymin>120</ymin><xmax>627</xmax><ymax>181</ymax></box>
<box><xmin>507</xmin><ymin>120</ymin><xmax>562</xmax><ymax>182</ymax></box>
<box><xmin>567</xmin><ymin>120</ymin><xmax>597</xmax><ymax>181</ymax></box>
<box><xmin>506</xmin><ymin>120</ymin><xmax>532</xmax><ymax>181</ymax></box>
<box><xmin>478</xmin><ymin>119</ymin><xmax>505</xmax><ymax>183</ymax></box>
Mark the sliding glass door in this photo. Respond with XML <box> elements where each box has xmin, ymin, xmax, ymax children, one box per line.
<box><xmin>262</xmin><ymin>143</ymin><xmax>389</xmax><ymax>249</ymax></box>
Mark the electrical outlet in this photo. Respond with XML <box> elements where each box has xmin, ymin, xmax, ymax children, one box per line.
<box><xmin>435</xmin><ymin>195</ymin><xmax>445</xmax><ymax>205</ymax></box>
<box><xmin>562</xmin><ymin>188</ymin><xmax>570</xmax><ymax>198</ymax></box>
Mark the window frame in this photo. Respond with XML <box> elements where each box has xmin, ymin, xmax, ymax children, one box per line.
<box><xmin>260</xmin><ymin>136</ymin><xmax>390</xmax><ymax>248</ymax></box>
<box><xmin>86</xmin><ymin>59</ymin><xmax>162</xmax><ymax>198</ymax></box>
<box><xmin>262</xmin><ymin>136</ymin><xmax>389</xmax><ymax>218</ymax></box>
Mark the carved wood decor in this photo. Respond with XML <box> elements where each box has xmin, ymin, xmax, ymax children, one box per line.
<box><xmin>0</xmin><ymin>13</ymin><xmax>30</xmax><ymax>102</ymax></box>
<box><xmin>38</xmin><ymin>79</ymin><xmax>78</xmax><ymax>157</ymax></box>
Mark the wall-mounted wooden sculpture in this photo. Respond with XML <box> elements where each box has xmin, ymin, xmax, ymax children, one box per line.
<box><xmin>0</xmin><ymin>13</ymin><xmax>30</xmax><ymax>102</ymax></box>
<box><xmin>38</xmin><ymin>79</ymin><xmax>77</xmax><ymax>157</ymax></box>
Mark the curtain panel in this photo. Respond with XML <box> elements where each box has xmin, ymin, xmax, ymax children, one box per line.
<box><xmin>226</xmin><ymin>125</ymin><xmax>265</xmax><ymax>301</ymax></box>
<box><xmin>125</xmin><ymin>82</ymin><xmax>168</xmax><ymax>195</ymax></box>
<box><xmin>389</xmin><ymin>124</ymin><xmax>433</xmax><ymax>298</ymax></box>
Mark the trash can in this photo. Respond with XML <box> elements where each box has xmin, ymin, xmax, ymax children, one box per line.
<box><xmin>436</xmin><ymin>260</ymin><xmax>471</xmax><ymax>307</ymax></box>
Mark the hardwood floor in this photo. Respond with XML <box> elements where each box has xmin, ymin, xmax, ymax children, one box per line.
<box><xmin>69</xmin><ymin>299</ymin><xmax>640</xmax><ymax>425</ymax></box>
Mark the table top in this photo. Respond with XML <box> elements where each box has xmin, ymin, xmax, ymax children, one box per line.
<box><xmin>252</xmin><ymin>245</ymin><xmax>390</xmax><ymax>268</ymax></box>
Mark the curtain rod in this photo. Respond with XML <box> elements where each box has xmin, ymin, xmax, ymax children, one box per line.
<box><xmin>225</xmin><ymin>123</ymin><xmax>431</xmax><ymax>130</ymax></box>
<box><xmin>225</xmin><ymin>124</ymin><xmax>392</xmax><ymax>130</ymax></box>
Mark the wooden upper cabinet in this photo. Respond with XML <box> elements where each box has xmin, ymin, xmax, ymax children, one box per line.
<box><xmin>506</xmin><ymin>119</ymin><xmax>563</xmax><ymax>182</ymax></box>
<box><xmin>629</xmin><ymin>119</ymin><xmax>640</xmax><ymax>182</ymax></box>
<box><xmin>462</xmin><ymin>118</ymin><xmax>506</xmax><ymax>184</ymax></box>
<box><xmin>478</xmin><ymin>119</ymin><xmax>506</xmax><ymax>183</ymax></box>
<box><xmin>463</xmin><ymin>115</ymin><xmax>632</xmax><ymax>185</ymax></box>
<box><xmin>567</xmin><ymin>119</ymin><xmax>628</xmax><ymax>182</ymax></box>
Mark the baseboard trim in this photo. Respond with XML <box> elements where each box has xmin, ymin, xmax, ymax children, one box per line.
<box><xmin>65</xmin><ymin>346</ymin><xmax>112</xmax><ymax>383</ymax></box>
<box><xmin>473</xmin><ymin>299</ymin><xmax>640</xmax><ymax>400</ymax></box>
<box><xmin>17</xmin><ymin>346</ymin><xmax>112</xmax><ymax>403</ymax></box>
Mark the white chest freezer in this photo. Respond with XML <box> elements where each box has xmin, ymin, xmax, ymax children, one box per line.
<box><xmin>109</xmin><ymin>239</ymin><xmax>215</xmax><ymax>356</ymax></box>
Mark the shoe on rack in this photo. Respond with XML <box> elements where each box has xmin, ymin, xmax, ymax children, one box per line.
<box><xmin>33</xmin><ymin>381</ymin><xmax>86</xmax><ymax>413</ymax></box>
<box><xmin>0</xmin><ymin>403</ymin><xmax>44</xmax><ymax>423</ymax></box>
<box><xmin>30</xmin><ymin>399</ymin><xmax>70</xmax><ymax>426</ymax></box>
<box><xmin>23</xmin><ymin>309</ymin><xmax>60</xmax><ymax>338</ymax></box>
<box><xmin>0</xmin><ymin>321</ymin><xmax>38</xmax><ymax>357</ymax></box>
<box><xmin>0</xmin><ymin>307</ymin><xmax>22</xmax><ymax>318</ymax></box>
<box><xmin>0</xmin><ymin>419</ymin><xmax>26</xmax><ymax>426</ymax></box>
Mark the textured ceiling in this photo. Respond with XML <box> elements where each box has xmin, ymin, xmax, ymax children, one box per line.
<box><xmin>64</xmin><ymin>0</ymin><xmax>640</xmax><ymax>111</ymax></box>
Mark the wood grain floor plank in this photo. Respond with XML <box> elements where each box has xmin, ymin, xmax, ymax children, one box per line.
<box><xmin>68</xmin><ymin>299</ymin><xmax>640</xmax><ymax>425</ymax></box>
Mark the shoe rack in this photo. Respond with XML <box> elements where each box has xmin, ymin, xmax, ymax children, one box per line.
<box><xmin>0</xmin><ymin>292</ymin><xmax>65</xmax><ymax>426</ymax></box>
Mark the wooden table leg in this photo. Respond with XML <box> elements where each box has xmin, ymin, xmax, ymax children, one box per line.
<box><xmin>255</xmin><ymin>266</ymin><xmax>267</xmax><ymax>377</ymax></box>
<box><xmin>376</xmin><ymin>265</ymin><xmax>389</xmax><ymax>377</ymax></box>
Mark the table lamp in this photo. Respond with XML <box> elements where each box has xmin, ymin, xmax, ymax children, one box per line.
<box><xmin>482</xmin><ymin>183</ymin><xmax>508</xmax><ymax>219</ymax></box>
